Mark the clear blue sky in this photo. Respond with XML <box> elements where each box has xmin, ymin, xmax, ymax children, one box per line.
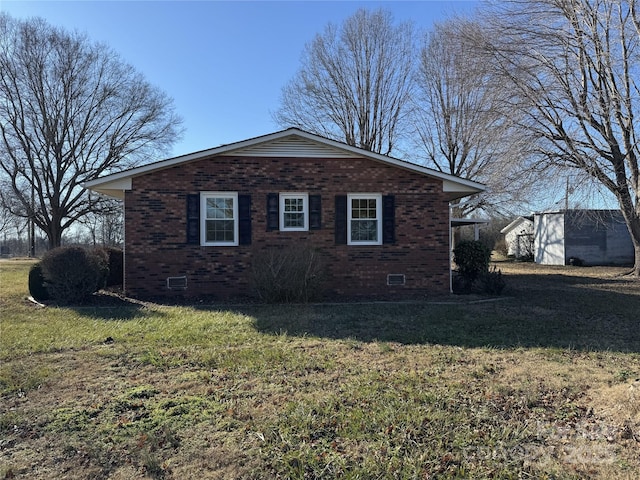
<box><xmin>1</xmin><ymin>0</ymin><xmax>477</xmax><ymax>158</ymax></box>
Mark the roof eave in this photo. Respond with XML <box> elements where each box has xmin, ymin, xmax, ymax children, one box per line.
<box><xmin>443</xmin><ymin>180</ymin><xmax>485</xmax><ymax>201</ymax></box>
<box><xmin>83</xmin><ymin>128</ymin><xmax>486</xmax><ymax>199</ymax></box>
<box><xmin>83</xmin><ymin>177</ymin><xmax>131</xmax><ymax>200</ymax></box>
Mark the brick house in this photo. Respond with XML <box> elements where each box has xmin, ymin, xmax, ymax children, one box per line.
<box><xmin>84</xmin><ymin>128</ymin><xmax>485</xmax><ymax>300</ymax></box>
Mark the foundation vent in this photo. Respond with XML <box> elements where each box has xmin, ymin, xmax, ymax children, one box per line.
<box><xmin>387</xmin><ymin>274</ymin><xmax>406</xmax><ymax>286</ymax></box>
<box><xmin>166</xmin><ymin>276</ymin><xmax>187</xmax><ymax>290</ymax></box>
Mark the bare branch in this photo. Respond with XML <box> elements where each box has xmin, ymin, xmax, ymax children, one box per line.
<box><xmin>479</xmin><ymin>0</ymin><xmax>640</xmax><ymax>274</ymax></box>
<box><xmin>412</xmin><ymin>17</ymin><xmax>541</xmax><ymax>217</ymax></box>
<box><xmin>273</xmin><ymin>9</ymin><xmax>415</xmax><ymax>155</ymax></box>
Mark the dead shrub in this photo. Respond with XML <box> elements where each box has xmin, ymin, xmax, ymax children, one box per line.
<box><xmin>479</xmin><ymin>266</ymin><xmax>506</xmax><ymax>295</ymax></box>
<box><xmin>252</xmin><ymin>245</ymin><xmax>326</xmax><ymax>303</ymax></box>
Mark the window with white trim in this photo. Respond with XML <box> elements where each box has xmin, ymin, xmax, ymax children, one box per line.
<box><xmin>348</xmin><ymin>194</ymin><xmax>382</xmax><ymax>245</ymax></box>
<box><xmin>201</xmin><ymin>192</ymin><xmax>238</xmax><ymax>246</ymax></box>
<box><xmin>280</xmin><ymin>193</ymin><xmax>308</xmax><ymax>231</ymax></box>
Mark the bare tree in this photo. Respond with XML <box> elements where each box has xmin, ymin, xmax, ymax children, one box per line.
<box><xmin>0</xmin><ymin>186</ymin><xmax>13</xmax><ymax>235</ymax></box>
<box><xmin>274</xmin><ymin>8</ymin><xmax>415</xmax><ymax>155</ymax></box>
<box><xmin>0</xmin><ymin>14</ymin><xmax>182</xmax><ymax>249</ymax></box>
<box><xmin>79</xmin><ymin>197</ymin><xmax>123</xmax><ymax>247</ymax></box>
<box><xmin>0</xmin><ymin>184</ymin><xmax>30</xmax><ymax>255</ymax></box>
<box><xmin>413</xmin><ymin>18</ymin><xmax>542</xmax><ymax>217</ymax></box>
<box><xmin>0</xmin><ymin>205</ymin><xmax>13</xmax><ymax>239</ymax></box>
<box><xmin>478</xmin><ymin>0</ymin><xmax>640</xmax><ymax>275</ymax></box>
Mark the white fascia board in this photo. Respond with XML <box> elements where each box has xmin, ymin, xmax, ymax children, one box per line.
<box><xmin>500</xmin><ymin>216</ymin><xmax>529</xmax><ymax>234</ymax></box>
<box><xmin>442</xmin><ymin>179</ymin><xmax>485</xmax><ymax>201</ymax></box>
<box><xmin>82</xmin><ymin>130</ymin><xmax>306</xmax><ymax>195</ymax></box>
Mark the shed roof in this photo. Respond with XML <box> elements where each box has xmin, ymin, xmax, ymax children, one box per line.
<box><xmin>83</xmin><ymin>128</ymin><xmax>485</xmax><ymax>201</ymax></box>
<box><xmin>451</xmin><ymin>218</ymin><xmax>490</xmax><ymax>227</ymax></box>
<box><xmin>500</xmin><ymin>216</ymin><xmax>534</xmax><ymax>234</ymax></box>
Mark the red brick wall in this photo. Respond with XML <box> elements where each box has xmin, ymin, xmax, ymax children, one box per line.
<box><xmin>124</xmin><ymin>155</ymin><xmax>452</xmax><ymax>300</ymax></box>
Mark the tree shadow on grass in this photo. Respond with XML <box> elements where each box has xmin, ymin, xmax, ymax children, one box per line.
<box><xmin>249</xmin><ymin>272</ymin><xmax>640</xmax><ymax>353</ymax></box>
<box><xmin>65</xmin><ymin>292</ymin><xmax>157</xmax><ymax>321</ymax></box>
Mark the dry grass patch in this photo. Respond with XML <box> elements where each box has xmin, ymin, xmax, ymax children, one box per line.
<box><xmin>1</xmin><ymin>260</ymin><xmax>640</xmax><ymax>478</ymax></box>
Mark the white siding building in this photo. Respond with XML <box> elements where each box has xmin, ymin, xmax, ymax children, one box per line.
<box><xmin>533</xmin><ymin>210</ymin><xmax>634</xmax><ymax>266</ymax></box>
<box><xmin>500</xmin><ymin>216</ymin><xmax>534</xmax><ymax>259</ymax></box>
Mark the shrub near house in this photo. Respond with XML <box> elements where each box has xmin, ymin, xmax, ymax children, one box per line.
<box><xmin>452</xmin><ymin>240</ymin><xmax>505</xmax><ymax>295</ymax></box>
<box><xmin>84</xmin><ymin>129</ymin><xmax>485</xmax><ymax>300</ymax></box>
<box><xmin>30</xmin><ymin>247</ymin><xmax>105</xmax><ymax>304</ymax></box>
<box><xmin>28</xmin><ymin>246</ymin><xmax>123</xmax><ymax>304</ymax></box>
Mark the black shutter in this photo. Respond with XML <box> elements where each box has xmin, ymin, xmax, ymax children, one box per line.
<box><xmin>309</xmin><ymin>194</ymin><xmax>322</xmax><ymax>230</ymax></box>
<box><xmin>238</xmin><ymin>194</ymin><xmax>252</xmax><ymax>245</ymax></box>
<box><xmin>266</xmin><ymin>193</ymin><xmax>279</xmax><ymax>231</ymax></box>
<box><xmin>186</xmin><ymin>194</ymin><xmax>200</xmax><ymax>244</ymax></box>
<box><xmin>382</xmin><ymin>195</ymin><xmax>395</xmax><ymax>245</ymax></box>
<box><xmin>335</xmin><ymin>195</ymin><xmax>347</xmax><ymax>244</ymax></box>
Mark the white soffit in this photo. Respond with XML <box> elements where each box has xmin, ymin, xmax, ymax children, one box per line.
<box><xmin>86</xmin><ymin>177</ymin><xmax>131</xmax><ymax>199</ymax></box>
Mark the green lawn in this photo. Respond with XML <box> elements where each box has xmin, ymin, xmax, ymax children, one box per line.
<box><xmin>1</xmin><ymin>259</ymin><xmax>639</xmax><ymax>479</ymax></box>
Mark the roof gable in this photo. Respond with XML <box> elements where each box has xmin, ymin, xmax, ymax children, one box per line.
<box><xmin>84</xmin><ymin>128</ymin><xmax>485</xmax><ymax>200</ymax></box>
<box><xmin>500</xmin><ymin>216</ymin><xmax>534</xmax><ymax>234</ymax></box>
<box><xmin>230</xmin><ymin>135</ymin><xmax>358</xmax><ymax>158</ymax></box>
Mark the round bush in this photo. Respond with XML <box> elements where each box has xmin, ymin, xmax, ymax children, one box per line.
<box><xmin>28</xmin><ymin>262</ymin><xmax>49</xmax><ymax>301</ymax></box>
<box><xmin>40</xmin><ymin>246</ymin><xmax>106</xmax><ymax>304</ymax></box>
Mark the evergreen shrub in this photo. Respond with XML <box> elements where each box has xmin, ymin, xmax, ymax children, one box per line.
<box><xmin>94</xmin><ymin>246</ymin><xmax>123</xmax><ymax>286</ymax></box>
<box><xmin>40</xmin><ymin>246</ymin><xmax>107</xmax><ymax>304</ymax></box>
<box><xmin>28</xmin><ymin>262</ymin><xmax>49</xmax><ymax>301</ymax></box>
<box><xmin>453</xmin><ymin>240</ymin><xmax>498</xmax><ymax>294</ymax></box>
<box><xmin>453</xmin><ymin>240</ymin><xmax>491</xmax><ymax>281</ymax></box>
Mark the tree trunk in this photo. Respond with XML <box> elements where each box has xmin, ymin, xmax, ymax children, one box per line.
<box><xmin>619</xmin><ymin>205</ymin><xmax>640</xmax><ymax>277</ymax></box>
<box><xmin>46</xmin><ymin>223</ymin><xmax>63</xmax><ymax>250</ymax></box>
<box><xmin>633</xmin><ymin>244</ymin><xmax>640</xmax><ymax>277</ymax></box>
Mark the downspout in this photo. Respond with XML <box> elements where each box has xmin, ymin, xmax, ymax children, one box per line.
<box><xmin>122</xmin><ymin>193</ymin><xmax>126</xmax><ymax>295</ymax></box>
<box><xmin>449</xmin><ymin>203</ymin><xmax>453</xmax><ymax>294</ymax></box>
